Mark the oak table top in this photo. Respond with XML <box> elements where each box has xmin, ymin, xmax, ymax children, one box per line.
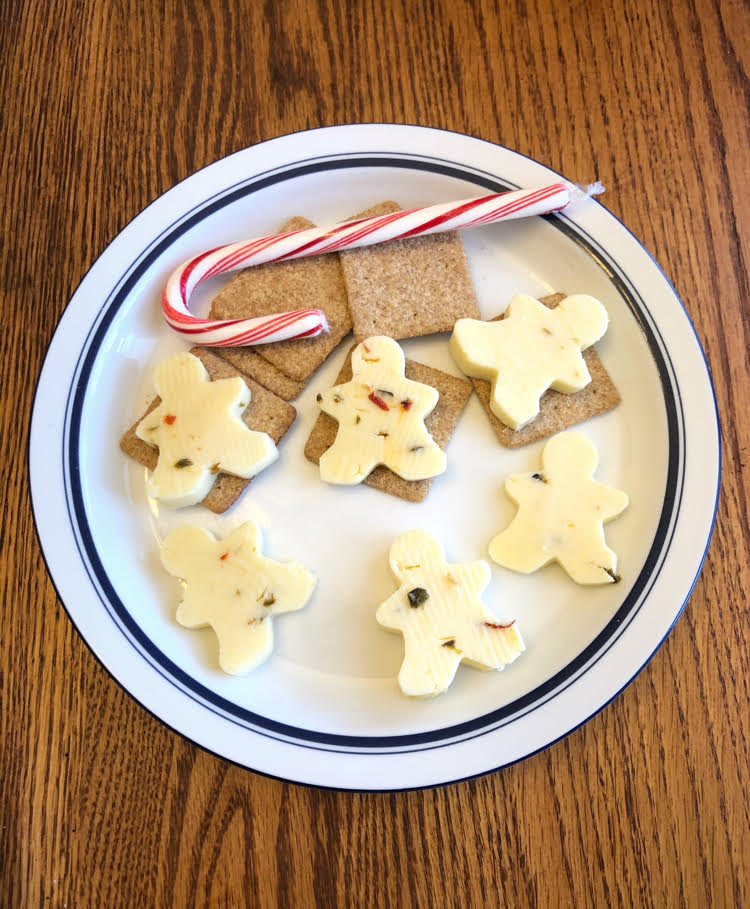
<box><xmin>2</xmin><ymin>0</ymin><xmax>748</xmax><ymax>906</ymax></box>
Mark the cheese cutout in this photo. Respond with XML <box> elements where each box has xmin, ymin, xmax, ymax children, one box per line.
<box><xmin>316</xmin><ymin>336</ymin><xmax>446</xmax><ymax>484</ymax></box>
<box><xmin>136</xmin><ymin>352</ymin><xmax>278</xmax><ymax>507</ymax></box>
<box><xmin>376</xmin><ymin>530</ymin><xmax>524</xmax><ymax>697</ymax></box>
<box><xmin>161</xmin><ymin>522</ymin><xmax>316</xmax><ymax>675</ymax></box>
<box><xmin>450</xmin><ymin>293</ymin><xmax>609</xmax><ymax>429</ymax></box>
<box><xmin>489</xmin><ymin>432</ymin><xmax>629</xmax><ymax>584</ymax></box>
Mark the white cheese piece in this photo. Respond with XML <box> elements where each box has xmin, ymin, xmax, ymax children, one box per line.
<box><xmin>489</xmin><ymin>432</ymin><xmax>629</xmax><ymax>585</ymax></box>
<box><xmin>161</xmin><ymin>522</ymin><xmax>316</xmax><ymax>675</ymax></box>
<box><xmin>316</xmin><ymin>336</ymin><xmax>446</xmax><ymax>484</ymax></box>
<box><xmin>376</xmin><ymin>530</ymin><xmax>524</xmax><ymax>697</ymax></box>
<box><xmin>450</xmin><ymin>293</ymin><xmax>609</xmax><ymax>429</ymax></box>
<box><xmin>136</xmin><ymin>351</ymin><xmax>278</xmax><ymax>507</ymax></box>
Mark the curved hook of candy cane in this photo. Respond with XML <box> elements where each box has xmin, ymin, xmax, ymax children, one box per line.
<box><xmin>161</xmin><ymin>182</ymin><xmax>578</xmax><ymax>347</ymax></box>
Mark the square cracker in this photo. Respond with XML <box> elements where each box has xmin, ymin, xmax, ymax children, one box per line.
<box><xmin>119</xmin><ymin>347</ymin><xmax>297</xmax><ymax>514</ymax></box>
<box><xmin>472</xmin><ymin>293</ymin><xmax>621</xmax><ymax>448</ymax></box>
<box><xmin>208</xmin><ymin>215</ymin><xmax>351</xmax><ymax>383</ymax></box>
<box><xmin>339</xmin><ymin>201</ymin><xmax>481</xmax><ymax>342</ymax></box>
<box><xmin>304</xmin><ymin>347</ymin><xmax>472</xmax><ymax>502</ymax></box>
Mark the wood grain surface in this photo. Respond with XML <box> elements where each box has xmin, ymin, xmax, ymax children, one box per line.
<box><xmin>2</xmin><ymin>0</ymin><xmax>748</xmax><ymax>905</ymax></box>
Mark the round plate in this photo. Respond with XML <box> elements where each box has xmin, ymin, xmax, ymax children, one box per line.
<box><xmin>30</xmin><ymin>125</ymin><xmax>720</xmax><ymax>790</ymax></box>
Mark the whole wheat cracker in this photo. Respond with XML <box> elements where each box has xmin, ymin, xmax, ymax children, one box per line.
<box><xmin>208</xmin><ymin>215</ymin><xmax>351</xmax><ymax>383</ymax></box>
<box><xmin>211</xmin><ymin>347</ymin><xmax>305</xmax><ymax>401</ymax></box>
<box><xmin>471</xmin><ymin>293</ymin><xmax>621</xmax><ymax>448</ymax></box>
<box><xmin>339</xmin><ymin>201</ymin><xmax>481</xmax><ymax>342</ymax></box>
<box><xmin>120</xmin><ymin>347</ymin><xmax>296</xmax><ymax>514</ymax></box>
<box><xmin>304</xmin><ymin>346</ymin><xmax>472</xmax><ymax>503</ymax></box>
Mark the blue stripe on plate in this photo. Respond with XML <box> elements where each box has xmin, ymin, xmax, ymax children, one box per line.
<box><xmin>61</xmin><ymin>154</ymin><xmax>684</xmax><ymax>753</ymax></box>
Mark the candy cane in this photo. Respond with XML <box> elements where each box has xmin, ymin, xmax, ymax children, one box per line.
<box><xmin>163</xmin><ymin>181</ymin><xmax>588</xmax><ymax>346</ymax></box>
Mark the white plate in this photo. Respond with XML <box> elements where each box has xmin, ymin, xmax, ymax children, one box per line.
<box><xmin>30</xmin><ymin>125</ymin><xmax>720</xmax><ymax>790</ymax></box>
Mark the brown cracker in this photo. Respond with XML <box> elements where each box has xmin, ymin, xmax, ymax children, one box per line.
<box><xmin>120</xmin><ymin>347</ymin><xmax>296</xmax><ymax>514</ymax></box>
<box><xmin>339</xmin><ymin>201</ymin><xmax>481</xmax><ymax>342</ymax></box>
<box><xmin>304</xmin><ymin>347</ymin><xmax>472</xmax><ymax>502</ymax></box>
<box><xmin>210</xmin><ymin>347</ymin><xmax>305</xmax><ymax>401</ymax></box>
<box><xmin>208</xmin><ymin>215</ymin><xmax>351</xmax><ymax>382</ymax></box>
<box><xmin>472</xmin><ymin>293</ymin><xmax>621</xmax><ymax>448</ymax></box>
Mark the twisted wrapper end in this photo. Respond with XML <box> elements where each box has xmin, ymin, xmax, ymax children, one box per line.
<box><xmin>564</xmin><ymin>180</ymin><xmax>606</xmax><ymax>205</ymax></box>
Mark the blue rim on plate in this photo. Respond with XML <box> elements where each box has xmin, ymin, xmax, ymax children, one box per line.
<box><xmin>66</xmin><ymin>155</ymin><xmax>682</xmax><ymax>751</ymax></box>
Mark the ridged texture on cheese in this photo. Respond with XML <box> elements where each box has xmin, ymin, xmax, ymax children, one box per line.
<box><xmin>377</xmin><ymin>530</ymin><xmax>524</xmax><ymax>697</ymax></box>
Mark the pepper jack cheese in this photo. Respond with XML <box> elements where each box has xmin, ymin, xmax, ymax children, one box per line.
<box><xmin>450</xmin><ymin>293</ymin><xmax>609</xmax><ymax>429</ymax></box>
<box><xmin>376</xmin><ymin>530</ymin><xmax>524</xmax><ymax>697</ymax></box>
<box><xmin>489</xmin><ymin>432</ymin><xmax>629</xmax><ymax>584</ymax></box>
<box><xmin>161</xmin><ymin>522</ymin><xmax>316</xmax><ymax>674</ymax></box>
<box><xmin>136</xmin><ymin>351</ymin><xmax>278</xmax><ymax>507</ymax></box>
<box><xmin>316</xmin><ymin>336</ymin><xmax>446</xmax><ymax>484</ymax></box>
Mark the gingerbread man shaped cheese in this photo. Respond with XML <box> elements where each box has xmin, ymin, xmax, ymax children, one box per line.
<box><xmin>161</xmin><ymin>522</ymin><xmax>316</xmax><ymax>674</ymax></box>
<box><xmin>136</xmin><ymin>352</ymin><xmax>278</xmax><ymax>508</ymax></box>
<box><xmin>489</xmin><ymin>432</ymin><xmax>629</xmax><ymax>585</ymax></box>
<box><xmin>376</xmin><ymin>530</ymin><xmax>524</xmax><ymax>697</ymax></box>
<box><xmin>450</xmin><ymin>293</ymin><xmax>609</xmax><ymax>429</ymax></box>
<box><xmin>316</xmin><ymin>336</ymin><xmax>446</xmax><ymax>484</ymax></box>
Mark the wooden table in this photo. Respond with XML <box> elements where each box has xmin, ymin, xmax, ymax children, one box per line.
<box><xmin>3</xmin><ymin>0</ymin><xmax>747</xmax><ymax>905</ymax></box>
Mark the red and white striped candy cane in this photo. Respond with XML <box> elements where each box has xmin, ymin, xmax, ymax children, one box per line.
<box><xmin>163</xmin><ymin>181</ymin><xmax>578</xmax><ymax>347</ymax></box>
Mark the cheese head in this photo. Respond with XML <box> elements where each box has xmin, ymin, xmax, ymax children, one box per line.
<box><xmin>541</xmin><ymin>430</ymin><xmax>599</xmax><ymax>478</ymax></box>
<box><xmin>350</xmin><ymin>335</ymin><xmax>406</xmax><ymax>374</ymax></box>
<box><xmin>152</xmin><ymin>350</ymin><xmax>206</xmax><ymax>398</ymax></box>
<box><xmin>388</xmin><ymin>528</ymin><xmax>446</xmax><ymax>581</ymax></box>
<box><xmin>556</xmin><ymin>294</ymin><xmax>609</xmax><ymax>348</ymax></box>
